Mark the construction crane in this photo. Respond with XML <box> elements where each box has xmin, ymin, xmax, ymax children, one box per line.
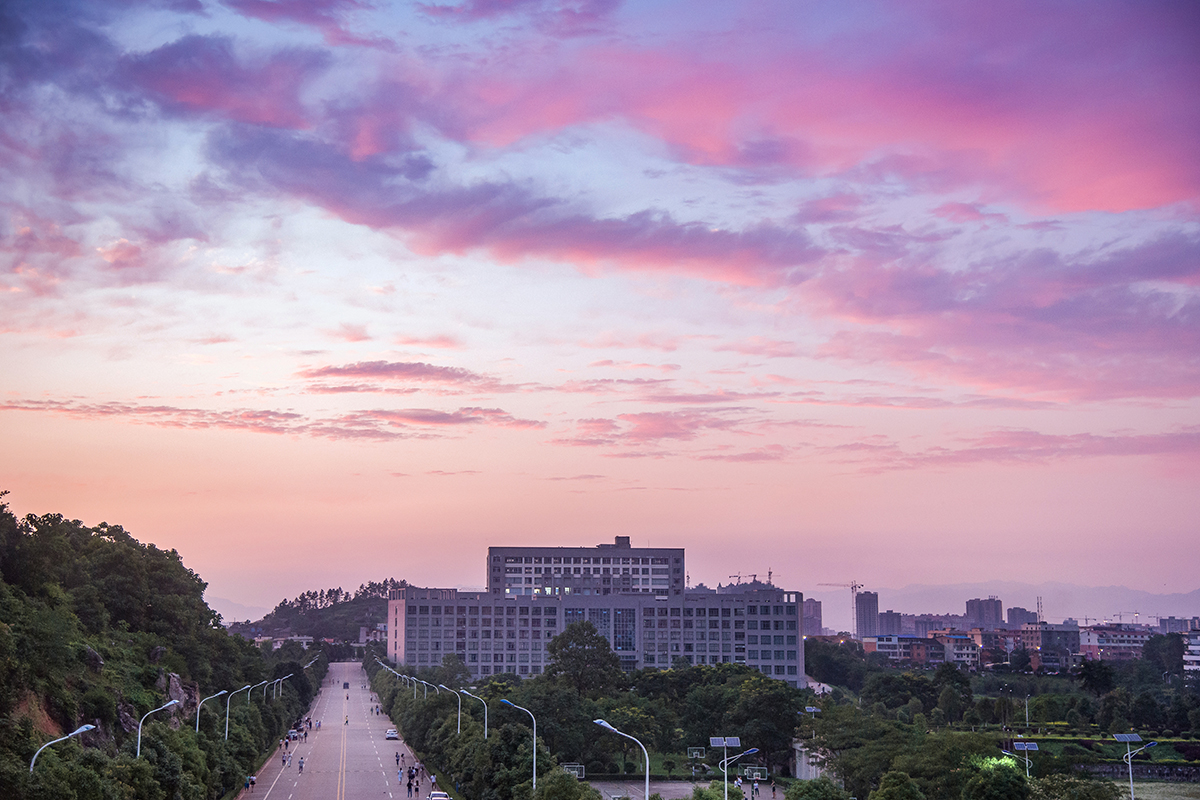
<box><xmin>818</xmin><ymin>581</ymin><xmax>863</xmax><ymax>638</ymax></box>
<box><xmin>728</xmin><ymin>573</ymin><xmax>757</xmax><ymax>585</ymax></box>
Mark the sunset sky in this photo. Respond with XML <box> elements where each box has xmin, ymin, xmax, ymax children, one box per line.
<box><xmin>2</xmin><ymin>0</ymin><xmax>1198</xmax><ymax>622</ymax></box>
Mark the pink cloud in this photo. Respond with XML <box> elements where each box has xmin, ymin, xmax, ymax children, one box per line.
<box><xmin>806</xmin><ymin>232</ymin><xmax>1200</xmax><ymax>400</ymax></box>
<box><xmin>713</xmin><ymin>337</ymin><xmax>798</xmax><ymax>358</ymax></box>
<box><xmin>324</xmin><ymin>323</ymin><xmax>371</xmax><ymax>342</ymax></box>
<box><xmin>395</xmin><ymin>334</ymin><xmax>463</xmax><ymax>349</ymax></box>
<box><xmin>125</xmin><ymin>35</ymin><xmax>326</xmax><ymax>128</ymax></box>
<box><xmin>299</xmin><ymin>360</ymin><xmax>486</xmax><ymax>384</ymax></box>
<box><xmin>845</xmin><ymin>427</ymin><xmax>1200</xmax><ymax>474</ymax></box>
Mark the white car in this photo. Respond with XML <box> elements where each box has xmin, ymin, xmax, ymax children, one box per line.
<box><xmin>385</xmin><ymin>729</ymin><xmax>399</xmax><ymax>740</ymax></box>
<box><xmin>429</xmin><ymin>793</ymin><xmax>450</xmax><ymax>800</ymax></box>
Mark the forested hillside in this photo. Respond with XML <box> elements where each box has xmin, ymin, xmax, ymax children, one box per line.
<box><xmin>0</xmin><ymin>492</ymin><xmax>327</xmax><ymax>799</ymax></box>
<box><xmin>227</xmin><ymin>578</ymin><xmax>407</xmax><ymax>642</ymax></box>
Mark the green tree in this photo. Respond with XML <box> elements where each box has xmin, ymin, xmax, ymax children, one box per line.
<box><xmin>1079</xmin><ymin>660</ymin><xmax>1115</xmax><ymax>697</ymax></box>
<box><xmin>1029</xmin><ymin>774</ymin><xmax>1119</xmax><ymax>800</ymax></box>
<box><xmin>937</xmin><ymin>686</ymin><xmax>963</xmax><ymax>723</ymax></box>
<box><xmin>785</xmin><ymin>776</ymin><xmax>850</xmax><ymax>800</ymax></box>
<box><xmin>868</xmin><ymin>771</ymin><xmax>925</xmax><ymax>800</ymax></box>
<box><xmin>961</xmin><ymin>758</ymin><xmax>1029</xmax><ymax>800</ymax></box>
<box><xmin>1142</xmin><ymin>634</ymin><xmax>1185</xmax><ymax>678</ymax></box>
<box><xmin>533</xmin><ymin>767</ymin><xmax>603</xmax><ymax>800</ymax></box>
<box><xmin>546</xmin><ymin>622</ymin><xmax>623</xmax><ymax>697</ymax></box>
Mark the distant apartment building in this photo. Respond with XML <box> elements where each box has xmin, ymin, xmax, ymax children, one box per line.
<box><xmin>965</xmin><ymin>597</ymin><xmax>1004</xmax><ymax>630</ymax></box>
<box><xmin>803</xmin><ymin>598</ymin><xmax>822</xmax><ymax>636</ymax></box>
<box><xmin>878</xmin><ymin>609</ymin><xmax>903</xmax><ymax>636</ymax></box>
<box><xmin>929</xmin><ymin>630</ymin><xmax>982</xmax><ymax>669</ymax></box>
<box><xmin>1158</xmin><ymin>616</ymin><xmax>1200</xmax><ymax>634</ymax></box>
<box><xmin>1078</xmin><ymin>625</ymin><xmax>1152</xmax><ymax>661</ymax></box>
<box><xmin>862</xmin><ymin>632</ymin><xmax>979</xmax><ymax>669</ymax></box>
<box><xmin>1185</xmin><ymin>632</ymin><xmax>1200</xmax><ymax>676</ymax></box>
<box><xmin>387</xmin><ymin>537</ymin><xmax>804</xmax><ymax>687</ymax></box>
<box><xmin>913</xmin><ymin>614</ymin><xmax>966</xmax><ymax>638</ymax></box>
<box><xmin>1007</xmin><ymin>607</ymin><xmax>1039</xmax><ymax>627</ymax></box>
<box><xmin>1021</xmin><ymin>622</ymin><xmax>1080</xmax><ymax>670</ymax></box>
<box><xmin>855</xmin><ymin>591</ymin><xmax>879</xmax><ymax>639</ymax></box>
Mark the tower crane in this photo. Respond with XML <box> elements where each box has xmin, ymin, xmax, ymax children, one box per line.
<box><xmin>818</xmin><ymin>581</ymin><xmax>863</xmax><ymax>638</ymax></box>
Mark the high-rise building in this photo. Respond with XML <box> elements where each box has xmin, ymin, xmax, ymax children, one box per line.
<box><xmin>1007</xmin><ymin>607</ymin><xmax>1039</xmax><ymax>627</ymax></box>
<box><xmin>803</xmin><ymin>598</ymin><xmax>822</xmax><ymax>635</ymax></box>
<box><xmin>387</xmin><ymin>537</ymin><xmax>805</xmax><ymax>687</ymax></box>
<box><xmin>487</xmin><ymin>536</ymin><xmax>685</xmax><ymax>597</ymax></box>
<box><xmin>966</xmin><ymin>597</ymin><xmax>1004</xmax><ymax>630</ymax></box>
<box><xmin>878</xmin><ymin>609</ymin><xmax>902</xmax><ymax>636</ymax></box>
<box><xmin>855</xmin><ymin>591</ymin><xmax>879</xmax><ymax>639</ymax></box>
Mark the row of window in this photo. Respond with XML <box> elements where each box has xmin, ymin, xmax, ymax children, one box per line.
<box><xmin>500</xmin><ymin>555</ymin><xmax>676</xmax><ymax>565</ymax></box>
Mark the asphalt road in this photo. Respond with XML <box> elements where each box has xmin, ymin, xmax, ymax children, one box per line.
<box><xmin>245</xmin><ymin>662</ymin><xmax>430</xmax><ymax>800</ymax></box>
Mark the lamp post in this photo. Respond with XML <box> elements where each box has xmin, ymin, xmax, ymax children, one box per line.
<box><xmin>1001</xmin><ymin>742</ymin><xmax>1038</xmax><ymax>778</ymax></box>
<box><xmin>226</xmin><ymin>684</ymin><xmax>252</xmax><ymax>740</ymax></box>
<box><xmin>249</xmin><ymin>681</ymin><xmax>268</xmax><ymax>704</ymax></box>
<box><xmin>501</xmin><ymin>699</ymin><xmax>538</xmax><ymax>791</ymax></box>
<box><xmin>30</xmin><ymin>725</ymin><xmax>95</xmax><ymax>772</ymax></box>
<box><xmin>439</xmin><ymin>685</ymin><xmax>461</xmax><ymax>734</ymax></box>
<box><xmin>275</xmin><ymin>674</ymin><xmax>293</xmax><ymax>699</ymax></box>
<box><xmin>1116</xmin><ymin>734</ymin><xmax>1157</xmax><ymax>800</ymax></box>
<box><xmin>137</xmin><ymin>700</ymin><xmax>180</xmax><ymax>757</ymax></box>
<box><xmin>196</xmin><ymin>690</ymin><xmax>227</xmax><ymax>733</ymax></box>
<box><xmin>461</xmin><ymin>690</ymin><xmax>487</xmax><ymax>739</ymax></box>
<box><xmin>712</xmin><ymin>736</ymin><xmax>758</xmax><ymax>800</ymax></box>
<box><xmin>595</xmin><ymin>719</ymin><xmax>649</xmax><ymax>800</ymax></box>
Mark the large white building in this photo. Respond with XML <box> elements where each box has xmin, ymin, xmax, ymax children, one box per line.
<box><xmin>386</xmin><ymin>537</ymin><xmax>804</xmax><ymax>687</ymax></box>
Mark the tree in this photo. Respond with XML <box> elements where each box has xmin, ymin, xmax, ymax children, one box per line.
<box><xmin>1029</xmin><ymin>774</ymin><xmax>1119</xmax><ymax>800</ymax></box>
<box><xmin>1079</xmin><ymin>660</ymin><xmax>1115</xmax><ymax>697</ymax></box>
<box><xmin>533</xmin><ymin>767</ymin><xmax>603</xmax><ymax>800</ymax></box>
<box><xmin>1143</xmin><ymin>634</ymin><xmax>1185</xmax><ymax>677</ymax></box>
<box><xmin>868</xmin><ymin>771</ymin><xmax>925</xmax><ymax>800</ymax></box>
<box><xmin>786</xmin><ymin>777</ymin><xmax>849</xmax><ymax>800</ymax></box>
<box><xmin>546</xmin><ymin>622</ymin><xmax>623</xmax><ymax>697</ymax></box>
<box><xmin>961</xmin><ymin>759</ymin><xmax>1028</xmax><ymax>800</ymax></box>
<box><xmin>936</xmin><ymin>686</ymin><xmax>963</xmax><ymax>723</ymax></box>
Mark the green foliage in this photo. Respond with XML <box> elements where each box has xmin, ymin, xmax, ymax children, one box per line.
<box><xmin>0</xmin><ymin>494</ymin><xmax>323</xmax><ymax>800</ymax></box>
<box><xmin>692</xmin><ymin>780</ymin><xmax>743</xmax><ymax>800</ymax></box>
<box><xmin>961</xmin><ymin>758</ymin><xmax>1028</xmax><ymax>800</ymax></box>
<box><xmin>533</xmin><ymin>766</ymin><xmax>603</xmax><ymax>800</ymax></box>
<box><xmin>546</xmin><ymin>621</ymin><xmax>624</xmax><ymax>697</ymax></box>
<box><xmin>1028</xmin><ymin>774</ymin><xmax>1119</xmax><ymax>800</ymax></box>
<box><xmin>785</xmin><ymin>776</ymin><xmax>850</xmax><ymax>800</ymax></box>
<box><xmin>868</xmin><ymin>770</ymin><xmax>925</xmax><ymax>800</ymax></box>
<box><xmin>1079</xmin><ymin>660</ymin><xmax>1115</xmax><ymax>697</ymax></box>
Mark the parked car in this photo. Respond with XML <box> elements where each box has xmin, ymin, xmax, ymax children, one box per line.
<box><xmin>385</xmin><ymin>729</ymin><xmax>399</xmax><ymax>740</ymax></box>
<box><xmin>429</xmin><ymin>792</ymin><xmax>450</xmax><ymax>800</ymax></box>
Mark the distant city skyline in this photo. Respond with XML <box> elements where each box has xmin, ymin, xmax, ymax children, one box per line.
<box><xmin>3</xmin><ymin>2</ymin><xmax>1197</xmax><ymax>611</ymax></box>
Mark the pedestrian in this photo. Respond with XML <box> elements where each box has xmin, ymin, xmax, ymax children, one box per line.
<box><xmin>244</xmin><ymin>777</ymin><xmax>250</xmax><ymax>793</ymax></box>
<box><xmin>406</xmin><ymin>779</ymin><xmax>413</xmax><ymax>798</ymax></box>
<box><xmin>250</xmin><ymin>775</ymin><xmax>256</xmax><ymax>792</ymax></box>
<box><xmin>771</xmin><ymin>780</ymin><xmax>776</xmax><ymax>799</ymax></box>
<box><xmin>396</xmin><ymin>752</ymin><xmax>400</xmax><ymax>766</ymax></box>
<box><xmin>298</xmin><ymin>757</ymin><xmax>304</xmax><ymax>774</ymax></box>
<box><xmin>398</xmin><ymin>769</ymin><xmax>403</xmax><ymax>785</ymax></box>
<box><xmin>281</xmin><ymin>753</ymin><xmax>286</xmax><ymax>768</ymax></box>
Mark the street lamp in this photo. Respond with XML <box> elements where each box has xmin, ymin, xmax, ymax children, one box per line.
<box><xmin>30</xmin><ymin>725</ymin><xmax>95</xmax><ymax>772</ymax></box>
<box><xmin>249</xmin><ymin>681</ymin><xmax>268</xmax><ymax>704</ymax></box>
<box><xmin>712</xmin><ymin>736</ymin><xmax>758</xmax><ymax>800</ymax></box>
<box><xmin>439</xmin><ymin>685</ymin><xmax>461</xmax><ymax>734</ymax></box>
<box><xmin>501</xmin><ymin>699</ymin><xmax>538</xmax><ymax>791</ymax></box>
<box><xmin>137</xmin><ymin>700</ymin><xmax>180</xmax><ymax>757</ymax></box>
<box><xmin>1001</xmin><ymin>742</ymin><xmax>1038</xmax><ymax>778</ymax></box>
<box><xmin>595</xmin><ymin>719</ymin><xmax>649</xmax><ymax>800</ymax></box>
<box><xmin>226</xmin><ymin>684</ymin><xmax>252</xmax><ymax>740</ymax></box>
<box><xmin>275</xmin><ymin>673</ymin><xmax>293</xmax><ymax>699</ymax></box>
<box><xmin>461</xmin><ymin>690</ymin><xmax>487</xmax><ymax>739</ymax></box>
<box><xmin>1116</xmin><ymin>733</ymin><xmax>1157</xmax><ymax>800</ymax></box>
<box><xmin>196</xmin><ymin>690</ymin><xmax>227</xmax><ymax>732</ymax></box>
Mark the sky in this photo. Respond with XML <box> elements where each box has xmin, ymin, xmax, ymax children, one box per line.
<box><xmin>2</xmin><ymin>0</ymin><xmax>1198</xmax><ymax>621</ymax></box>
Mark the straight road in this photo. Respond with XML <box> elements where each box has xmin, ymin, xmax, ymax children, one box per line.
<box><xmin>247</xmin><ymin>662</ymin><xmax>427</xmax><ymax>800</ymax></box>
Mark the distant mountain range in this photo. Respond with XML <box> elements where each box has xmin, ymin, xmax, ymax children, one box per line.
<box><xmin>206</xmin><ymin>595</ymin><xmax>269</xmax><ymax>624</ymax></box>
<box><xmin>804</xmin><ymin>581</ymin><xmax>1200</xmax><ymax>633</ymax></box>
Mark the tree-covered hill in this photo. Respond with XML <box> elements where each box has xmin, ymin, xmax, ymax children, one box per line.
<box><xmin>0</xmin><ymin>492</ymin><xmax>328</xmax><ymax>799</ymax></box>
<box><xmin>228</xmin><ymin>578</ymin><xmax>408</xmax><ymax>642</ymax></box>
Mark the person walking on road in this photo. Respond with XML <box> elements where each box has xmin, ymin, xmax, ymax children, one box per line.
<box><xmin>298</xmin><ymin>757</ymin><xmax>304</xmax><ymax>775</ymax></box>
